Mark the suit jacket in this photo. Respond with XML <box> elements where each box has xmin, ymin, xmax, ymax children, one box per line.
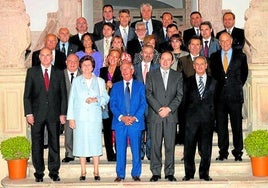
<box><xmin>183</xmin><ymin>28</ymin><xmax>199</xmax><ymax>47</ymax></box>
<box><xmin>146</xmin><ymin>68</ymin><xmax>183</xmax><ymax>124</ymax></box>
<box><xmin>32</xmin><ymin>50</ymin><xmax>66</xmax><ymax>70</ymax></box>
<box><xmin>134</xmin><ymin>60</ymin><xmax>160</xmax><ymax>84</ymax></box>
<box><xmin>24</xmin><ymin>65</ymin><xmax>67</xmax><ymax>123</ymax></box>
<box><xmin>67</xmin><ymin>75</ymin><xmax>109</xmax><ymax>122</ymax></box>
<box><xmin>99</xmin><ymin>66</ymin><xmax>122</xmax><ymax>83</ymax></box>
<box><xmin>114</xmin><ymin>27</ymin><xmax>136</xmax><ymax>49</ymax></box>
<box><xmin>183</xmin><ymin>27</ymin><xmax>214</xmax><ymax>47</ymax></box>
<box><xmin>110</xmin><ymin>80</ymin><xmax>146</xmax><ymax>131</ymax></box>
<box><xmin>126</xmin><ymin>39</ymin><xmax>143</xmax><ymax>60</ymax></box>
<box><xmin>184</xmin><ymin>75</ymin><xmax>217</xmax><ymax>123</ymax></box>
<box><xmin>64</xmin><ymin>69</ymin><xmax>82</xmax><ymax>98</ymax></box>
<box><xmin>56</xmin><ymin>42</ymin><xmax>79</xmax><ymax>57</ymax></box>
<box><xmin>95</xmin><ymin>39</ymin><xmax>106</xmax><ymax>57</ymax></box>
<box><xmin>93</xmin><ymin>20</ymin><xmax>120</xmax><ymax>41</ymax></box>
<box><xmin>155</xmin><ymin>27</ymin><xmax>166</xmax><ymax>47</ymax></box>
<box><xmin>216</xmin><ymin>27</ymin><xmax>245</xmax><ymax>50</ymax></box>
<box><xmin>200</xmin><ymin>38</ymin><xmax>221</xmax><ymax>58</ymax></box>
<box><xmin>179</xmin><ymin>54</ymin><xmax>211</xmax><ymax>78</ymax></box>
<box><xmin>130</xmin><ymin>19</ymin><xmax>162</xmax><ymax>34</ymax></box>
<box><xmin>210</xmin><ymin>49</ymin><xmax>248</xmax><ymax>103</ymax></box>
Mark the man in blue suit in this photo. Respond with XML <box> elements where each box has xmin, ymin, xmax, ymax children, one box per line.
<box><xmin>110</xmin><ymin>61</ymin><xmax>146</xmax><ymax>182</ymax></box>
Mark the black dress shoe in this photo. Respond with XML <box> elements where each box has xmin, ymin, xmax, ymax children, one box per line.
<box><xmin>234</xmin><ymin>156</ymin><xmax>242</xmax><ymax>161</ymax></box>
<box><xmin>200</xmin><ymin>176</ymin><xmax>213</xmax><ymax>181</ymax></box>
<box><xmin>80</xmin><ymin>175</ymin><xmax>86</xmax><ymax>181</ymax></box>
<box><xmin>132</xmin><ymin>176</ymin><xmax>141</xmax><ymax>181</ymax></box>
<box><xmin>150</xmin><ymin>175</ymin><xmax>161</xmax><ymax>182</ymax></box>
<box><xmin>86</xmin><ymin>157</ymin><xmax>91</xmax><ymax>162</ymax></box>
<box><xmin>49</xmin><ymin>174</ymin><xmax>60</xmax><ymax>181</ymax></box>
<box><xmin>35</xmin><ymin>177</ymin><xmax>43</xmax><ymax>182</ymax></box>
<box><xmin>94</xmin><ymin>175</ymin><xmax>101</xmax><ymax>181</ymax></box>
<box><xmin>216</xmin><ymin>155</ymin><xmax>228</xmax><ymax>161</ymax></box>
<box><xmin>165</xmin><ymin>175</ymin><xmax>177</xmax><ymax>181</ymax></box>
<box><xmin>62</xmin><ymin>157</ymin><xmax>74</xmax><ymax>163</ymax></box>
<box><xmin>114</xmin><ymin>177</ymin><xmax>124</xmax><ymax>182</ymax></box>
<box><xmin>182</xmin><ymin>176</ymin><xmax>194</xmax><ymax>181</ymax></box>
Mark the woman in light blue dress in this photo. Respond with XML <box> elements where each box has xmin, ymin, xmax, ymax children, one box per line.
<box><xmin>67</xmin><ymin>55</ymin><xmax>109</xmax><ymax>181</ymax></box>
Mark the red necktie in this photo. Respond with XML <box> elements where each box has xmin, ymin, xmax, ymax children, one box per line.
<box><xmin>204</xmin><ymin>41</ymin><xmax>209</xmax><ymax>58</ymax></box>
<box><xmin>44</xmin><ymin>68</ymin><xmax>50</xmax><ymax>91</ymax></box>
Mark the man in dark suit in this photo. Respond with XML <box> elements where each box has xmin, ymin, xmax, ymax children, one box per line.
<box><xmin>114</xmin><ymin>9</ymin><xmax>136</xmax><ymax>50</ymax></box>
<box><xmin>24</xmin><ymin>47</ymin><xmax>67</xmax><ymax>182</ymax></box>
<box><xmin>210</xmin><ymin>32</ymin><xmax>248</xmax><ymax>162</ymax></box>
<box><xmin>127</xmin><ymin>22</ymin><xmax>147</xmax><ymax>60</ymax></box>
<box><xmin>216</xmin><ymin>12</ymin><xmax>245</xmax><ymax>51</ymax></box>
<box><xmin>93</xmin><ymin>4</ymin><xmax>119</xmax><ymax>41</ymax></box>
<box><xmin>110</xmin><ymin>61</ymin><xmax>146</xmax><ymax>182</ymax></box>
<box><xmin>32</xmin><ymin>33</ymin><xmax>66</xmax><ymax>70</ymax></box>
<box><xmin>69</xmin><ymin>17</ymin><xmax>95</xmax><ymax>51</ymax></box>
<box><xmin>146</xmin><ymin>51</ymin><xmax>183</xmax><ymax>182</ymax></box>
<box><xmin>183</xmin><ymin>11</ymin><xmax>203</xmax><ymax>48</ymax></box>
<box><xmin>155</xmin><ymin>12</ymin><xmax>174</xmax><ymax>47</ymax></box>
<box><xmin>182</xmin><ymin>56</ymin><xmax>217</xmax><ymax>181</ymax></box>
<box><xmin>158</xmin><ymin>23</ymin><xmax>180</xmax><ymax>53</ymax></box>
<box><xmin>56</xmin><ymin>28</ymin><xmax>78</xmax><ymax>57</ymax></box>
<box><xmin>130</xmin><ymin>3</ymin><xmax>162</xmax><ymax>36</ymax></box>
<box><xmin>134</xmin><ymin>44</ymin><xmax>160</xmax><ymax>161</ymax></box>
<box><xmin>61</xmin><ymin>54</ymin><xmax>81</xmax><ymax>163</ymax></box>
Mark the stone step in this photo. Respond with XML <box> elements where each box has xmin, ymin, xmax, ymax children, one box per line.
<box><xmin>3</xmin><ymin>120</ymin><xmax>264</xmax><ymax>188</ymax></box>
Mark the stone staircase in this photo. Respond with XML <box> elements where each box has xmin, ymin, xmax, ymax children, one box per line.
<box><xmin>2</xmin><ymin>120</ymin><xmax>268</xmax><ymax>187</ymax></box>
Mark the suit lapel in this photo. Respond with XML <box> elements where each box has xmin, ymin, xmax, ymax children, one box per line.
<box><xmin>203</xmin><ymin>76</ymin><xmax>212</xmax><ymax>99</ymax></box>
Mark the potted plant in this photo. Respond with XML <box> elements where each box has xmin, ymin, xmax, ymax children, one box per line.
<box><xmin>0</xmin><ymin>136</ymin><xmax>31</xmax><ymax>179</ymax></box>
<box><xmin>244</xmin><ymin>130</ymin><xmax>268</xmax><ymax>176</ymax></box>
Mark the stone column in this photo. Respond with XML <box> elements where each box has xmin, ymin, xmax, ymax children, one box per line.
<box><xmin>244</xmin><ymin>0</ymin><xmax>268</xmax><ymax>130</ymax></box>
<box><xmin>198</xmin><ymin>0</ymin><xmax>223</xmax><ymax>33</ymax></box>
<box><xmin>0</xmin><ymin>0</ymin><xmax>30</xmax><ymax>180</ymax></box>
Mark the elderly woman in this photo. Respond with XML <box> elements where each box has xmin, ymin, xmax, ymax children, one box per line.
<box><xmin>100</xmin><ymin>48</ymin><xmax>123</xmax><ymax>162</ymax></box>
<box><xmin>67</xmin><ymin>55</ymin><xmax>109</xmax><ymax>181</ymax></box>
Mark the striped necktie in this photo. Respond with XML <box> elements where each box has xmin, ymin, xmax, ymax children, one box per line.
<box><xmin>198</xmin><ymin>76</ymin><xmax>204</xmax><ymax>98</ymax></box>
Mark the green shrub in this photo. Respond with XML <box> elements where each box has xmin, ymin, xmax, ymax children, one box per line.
<box><xmin>244</xmin><ymin>130</ymin><xmax>268</xmax><ymax>157</ymax></box>
<box><xmin>0</xmin><ymin>136</ymin><xmax>31</xmax><ymax>160</ymax></box>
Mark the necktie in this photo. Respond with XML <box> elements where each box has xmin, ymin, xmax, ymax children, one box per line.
<box><xmin>165</xmin><ymin>33</ymin><xmax>169</xmax><ymax>41</ymax></box>
<box><xmin>44</xmin><ymin>68</ymin><xmax>50</xmax><ymax>91</ymax></box>
<box><xmin>143</xmin><ymin>62</ymin><xmax>149</xmax><ymax>83</ymax></box>
<box><xmin>204</xmin><ymin>41</ymin><xmax>209</xmax><ymax>57</ymax></box>
<box><xmin>61</xmin><ymin>43</ymin><xmax>66</xmax><ymax>55</ymax></box>
<box><xmin>104</xmin><ymin>39</ymin><xmax>110</xmax><ymax>57</ymax></box>
<box><xmin>198</xmin><ymin>76</ymin><xmax>204</xmax><ymax>98</ymax></box>
<box><xmin>125</xmin><ymin>82</ymin><xmax>131</xmax><ymax>114</ymax></box>
<box><xmin>70</xmin><ymin>73</ymin><xmax>74</xmax><ymax>84</ymax></box>
<box><xmin>223</xmin><ymin>52</ymin><xmax>229</xmax><ymax>72</ymax></box>
<box><xmin>196</xmin><ymin>28</ymin><xmax>200</xmax><ymax>36</ymax></box>
<box><xmin>122</xmin><ymin>28</ymin><xmax>128</xmax><ymax>47</ymax></box>
<box><xmin>163</xmin><ymin>71</ymin><xmax>168</xmax><ymax>90</ymax></box>
<box><xmin>140</xmin><ymin>41</ymin><xmax>144</xmax><ymax>47</ymax></box>
<box><xmin>146</xmin><ymin>21</ymin><xmax>149</xmax><ymax>35</ymax></box>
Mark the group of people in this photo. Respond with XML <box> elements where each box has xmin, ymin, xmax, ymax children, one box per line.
<box><xmin>23</xmin><ymin>2</ymin><xmax>248</xmax><ymax>183</ymax></box>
